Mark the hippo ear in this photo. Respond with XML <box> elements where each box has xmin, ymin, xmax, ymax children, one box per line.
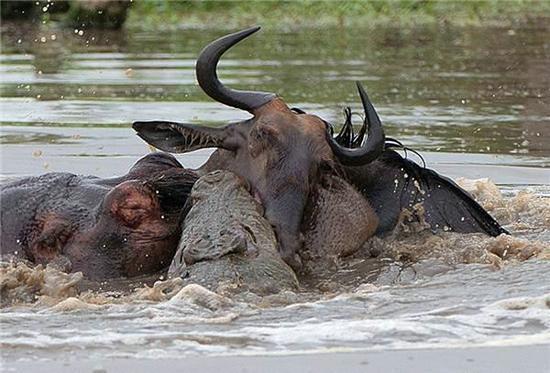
<box><xmin>105</xmin><ymin>170</ymin><xmax>198</xmax><ymax>227</ymax></box>
<box><xmin>104</xmin><ymin>180</ymin><xmax>159</xmax><ymax>228</ymax></box>
<box><xmin>133</xmin><ymin>121</ymin><xmax>237</xmax><ymax>153</ymax></box>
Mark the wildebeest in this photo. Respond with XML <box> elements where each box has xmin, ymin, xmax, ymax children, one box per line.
<box><xmin>133</xmin><ymin>27</ymin><xmax>507</xmax><ymax>271</ymax></box>
<box><xmin>0</xmin><ymin>153</ymin><xmax>197</xmax><ymax>280</ymax></box>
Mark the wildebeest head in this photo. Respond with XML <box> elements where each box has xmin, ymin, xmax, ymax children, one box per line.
<box><xmin>133</xmin><ymin>27</ymin><xmax>385</xmax><ymax>269</ymax></box>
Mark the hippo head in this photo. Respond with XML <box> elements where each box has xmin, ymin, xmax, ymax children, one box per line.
<box><xmin>133</xmin><ymin>27</ymin><xmax>385</xmax><ymax>270</ymax></box>
<box><xmin>25</xmin><ymin>155</ymin><xmax>197</xmax><ymax>280</ymax></box>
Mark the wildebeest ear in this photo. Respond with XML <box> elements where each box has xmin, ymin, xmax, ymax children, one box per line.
<box><xmin>132</xmin><ymin>121</ymin><xmax>237</xmax><ymax>153</ymax></box>
<box><xmin>352</xmin><ymin>149</ymin><xmax>508</xmax><ymax>237</ymax></box>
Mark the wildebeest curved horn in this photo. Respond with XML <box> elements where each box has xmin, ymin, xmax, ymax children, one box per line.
<box><xmin>196</xmin><ymin>26</ymin><xmax>276</xmax><ymax>113</ymax></box>
<box><xmin>327</xmin><ymin>82</ymin><xmax>385</xmax><ymax>166</ymax></box>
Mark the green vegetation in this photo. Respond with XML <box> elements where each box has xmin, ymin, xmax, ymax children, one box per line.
<box><xmin>127</xmin><ymin>0</ymin><xmax>550</xmax><ymax>30</ymax></box>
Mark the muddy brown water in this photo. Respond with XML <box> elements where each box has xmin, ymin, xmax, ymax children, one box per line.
<box><xmin>0</xmin><ymin>23</ymin><xmax>549</xmax><ymax>363</ymax></box>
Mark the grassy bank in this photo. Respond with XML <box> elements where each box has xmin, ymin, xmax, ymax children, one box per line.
<box><xmin>126</xmin><ymin>0</ymin><xmax>550</xmax><ymax>30</ymax></box>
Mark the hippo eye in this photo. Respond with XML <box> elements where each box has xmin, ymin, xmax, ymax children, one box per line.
<box><xmin>97</xmin><ymin>233</ymin><xmax>126</xmax><ymax>253</ymax></box>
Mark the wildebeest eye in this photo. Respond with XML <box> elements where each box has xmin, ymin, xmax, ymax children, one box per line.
<box><xmin>291</xmin><ymin>107</ymin><xmax>306</xmax><ymax>114</ymax></box>
<box><xmin>250</xmin><ymin>125</ymin><xmax>279</xmax><ymax>145</ymax></box>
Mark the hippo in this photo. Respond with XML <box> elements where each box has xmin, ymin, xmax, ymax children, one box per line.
<box><xmin>133</xmin><ymin>26</ymin><xmax>507</xmax><ymax>271</ymax></box>
<box><xmin>0</xmin><ymin>153</ymin><xmax>198</xmax><ymax>280</ymax></box>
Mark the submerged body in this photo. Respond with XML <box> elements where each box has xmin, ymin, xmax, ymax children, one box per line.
<box><xmin>0</xmin><ymin>153</ymin><xmax>198</xmax><ymax>280</ymax></box>
<box><xmin>301</xmin><ymin>174</ymin><xmax>378</xmax><ymax>263</ymax></box>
